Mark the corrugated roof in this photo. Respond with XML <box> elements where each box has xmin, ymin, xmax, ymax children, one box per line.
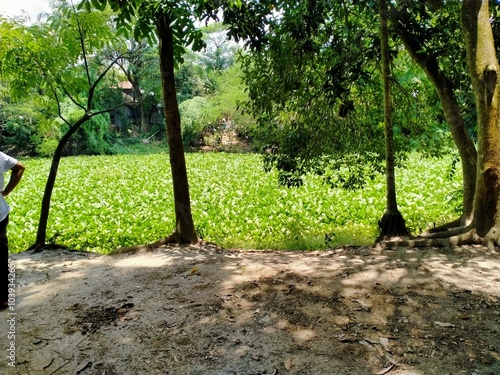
<box><xmin>117</xmin><ymin>81</ymin><xmax>133</xmax><ymax>89</ymax></box>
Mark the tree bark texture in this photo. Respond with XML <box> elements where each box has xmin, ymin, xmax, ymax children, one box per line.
<box><xmin>157</xmin><ymin>14</ymin><xmax>198</xmax><ymax>244</ymax></box>
<box><xmin>383</xmin><ymin>228</ymin><xmax>481</xmax><ymax>249</ymax></box>
<box><xmin>462</xmin><ymin>0</ymin><xmax>500</xmax><ymax>246</ymax></box>
<box><xmin>35</xmin><ymin>114</ymin><xmax>90</xmax><ymax>248</ymax></box>
<box><xmin>381</xmin><ymin>0</ymin><xmax>396</xmax><ymax>214</ymax></box>
<box><xmin>396</xmin><ymin>27</ymin><xmax>478</xmax><ymax>226</ymax></box>
<box><xmin>378</xmin><ymin>0</ymin><xmax>409</xmax><ymax>238</ymax></box>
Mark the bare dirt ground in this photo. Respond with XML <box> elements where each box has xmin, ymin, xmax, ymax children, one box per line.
<box><xmin>1</xmin><ymin>243</ymin><xmax>499</xmax><ymax>375</ymax></box>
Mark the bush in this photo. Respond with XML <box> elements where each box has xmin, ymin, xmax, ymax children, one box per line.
<box><xmin>179</xmin><ymin>96</ymin><xmax>218</xmax><ymax>148</ymax></box>
<box><xmin>0</xmin><ymin>102</ymin><xmax>41</xmax><ymax>155</ymax></box>
<box><xmin>2</xmin><ymin>120</ymin><xmax>33</xmax><ymax>152</ymax></box>
<box><xmin>60</xmin><ymin>109</ymin><xmax>114</xmax><ymax>156</ymax></box>
<box><xmin>36</xmin><ymin>138</ymin><xmax>59</xmax><ymax>157</ymax></box>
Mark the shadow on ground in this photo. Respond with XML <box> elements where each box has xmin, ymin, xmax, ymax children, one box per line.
<box><xmin>0</xmin><ymin>243</ymin><xmax>499</xmax><ymax>375</ymax></box>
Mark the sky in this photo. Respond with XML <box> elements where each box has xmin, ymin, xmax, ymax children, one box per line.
<box><xmin>0</xmin><ymin>0</ymin><xmax>51</xmax><ymax>20</ymax></box>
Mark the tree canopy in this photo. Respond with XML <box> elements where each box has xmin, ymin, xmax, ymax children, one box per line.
<box><xmin>1</xmin><ymin>0</ymin><xmax>499</xmax><ymax>250</ymax></box>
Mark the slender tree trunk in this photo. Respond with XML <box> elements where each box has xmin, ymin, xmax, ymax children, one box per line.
<box><xmin>130</xmin><ymin>79</ymin><xmax>149</xmax><ymax>133</ymax></box>
<box><xmin>34</xmin><ymin>114</ymin><xmax>90</xmax><ymax>248</ymax></box>
<box><xmin>397</xmin><ymin>30</ymin><xmax>477</xmax><ymax>226</ymax></box>
<box><xmin>462</xmin><ymin>0</ymin><xmax>500</xmax><ymax>248</ymax></box>
<box><xmin>139</xmin><ymin>102</ymin><xmax>149</xmax><ymax>133</ymax></box>
<box><xmin>157</xmin><ymin>14</ymin><xmax>198</xmax><ymax>244</ymax></box>
<box><xmin>378</xmin><ymin>0</ymin><xmax>409</xmax><ymax>239</ymax></box>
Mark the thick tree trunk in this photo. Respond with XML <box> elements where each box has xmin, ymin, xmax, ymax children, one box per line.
<box><xmin>396</xmin><ymin>29</ymin><xmax>477</xmax><ymax>227</ymax></box>
<box><xmin>157</xmin><ymin>14</ymin><xmax>198</xmax><ymax>244</ymax></box>
<box><xmin>462</xmin><ymin>0</ymin><xmax>500</xmax><ymax>249</ymax></box>
<box><xmin>373</xmin><ymin>1</ymin><xmax>500</xmax><ymax>250</ymax></box>
<box><xmin>34</xmin><ymin>114</ymin><xmax>90</xmax><ymax>249</ymax></box>
<box><xmin>378</xmin><ymin>0</ymin><xmax>409</xmax><ymax>239</ymax></box>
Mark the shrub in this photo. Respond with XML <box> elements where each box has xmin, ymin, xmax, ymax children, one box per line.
<box><xmin>179</xmin><ymin>96</ymin><xmax>218</xmax><ymax>148</ymax></box>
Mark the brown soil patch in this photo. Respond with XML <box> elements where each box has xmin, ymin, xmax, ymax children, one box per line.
<box><xmin>1</xmin><ymin>244</ymin><xmax>499</xmax><ymax>375</ymax></box>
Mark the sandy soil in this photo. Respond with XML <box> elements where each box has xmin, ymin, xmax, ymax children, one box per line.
<box><xmin>0</xmin><ymin>243</ymin><xmax>499</xmax><ymax>375</ymax></box>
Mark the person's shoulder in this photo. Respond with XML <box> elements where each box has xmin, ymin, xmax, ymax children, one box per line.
<box><xmin>0</xmin><ymin>151</ymin><xmax>18</xmax><ymax>167</ymax></box>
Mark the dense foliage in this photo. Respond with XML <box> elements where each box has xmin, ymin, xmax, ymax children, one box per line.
<box><xmin>8</xmin><ymin>153</ymin><xmax>462</xmax><ymax>253</ymax></box>
<box><xmin>0</xmin><ymin>13</ymin><xmax>249</xmax><ymax>155</ymax></box>
<box><xmin>233</xmin><ymin>1</ymin><xmax>453</xmax><ymax>189</ymax></box>
<box><xmin>3</xmin><ymin>1</ymin><xmax>498</xmax><ymax>250</ymax></box>
<box><xmin>0</xmin><ymin>2</ymin><xmax>456</xmax><ymax>163</ymax></box>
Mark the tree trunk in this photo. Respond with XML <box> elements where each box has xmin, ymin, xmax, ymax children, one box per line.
<box><xmin>157</xmin><ymin>14</ymin><xmax>198</xmax><ymax>244</ymax></box>
<box><xmin>139</xmin><ymin>101</ymin><xmax>149</xmax><ymax>133</ymax></box>
<box><xmin>34</xmin><ymin>114</ymin><xmax>90</xmax><ymax>249</ymax></box>
<box><xmin>462</xmin><ymin>0</ymin><xmax>500</xmax><ymax>248</ymax></box>
<box><xmin>130</xmin><ymin>78</ymin><xmax>149</xmax><ymax>133</ymax></box>
<box><xmin>378</xmin><ymin>0</ymin><xmax>409</xmax><ymax>239</ymax></box>
<box><xmin>396</xmin><ymin>29</ymin><xmax>477</xmax><ymax>227</ymax></box>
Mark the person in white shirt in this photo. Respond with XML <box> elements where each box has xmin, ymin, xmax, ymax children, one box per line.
<box><xmin>1</xmin><ymin>151</ymin><xmax>25</xmax><ymax>310</ymax></box>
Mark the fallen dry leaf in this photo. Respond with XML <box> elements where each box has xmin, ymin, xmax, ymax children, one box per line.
<box><xmin>42</xmin><ymin>358</ymin><xmax>54</xmax><ymax>369</ymax></box>
<box><xmin>373</xmin><ymin>364</ymin><xmax>394</xmax><ymax>375</ymax></box>
<box><xmin>379</xmin><ymin>336</ymin><xmax>389</xmax><ymax>349</ymax></box>
<box><xmin>434</xmin><ymin>321</ymin><xmax>455</xmax><ymax>328</ymax></box>
<box><xmin>284</xmin><ymin>357</ymin><xmax>293</xmax><ymax>370</ymax></box>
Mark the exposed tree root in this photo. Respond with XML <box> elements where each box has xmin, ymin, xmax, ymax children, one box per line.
<box><xmin>484</xmin><ymin>226</ymin><xmax>500</xmax><ymax>251</ymax></box>
<box><xmin>27</xmin><ymin>243</ymin><xmax>70</xmax><ymax>253</ymax></box>
<box><xmin>380</xmin><ymin>229</ymin><xmax>482</xmax><ymax>249</ymax></box>
<box><xmin>422</xmin><ymin>225</ymin><xmax>472</xmax><ymax>239</ymax></box>
<box><xmin>109</xmin><ymin>232</ymin><xmax>203</xmax><ymax>255</ymax></box>
<box><xmin>110</xmin><ymin>236</ymin><xmax>180</xmax><ymax>256</ymax></box>
<box><xmin>376</xmin><ymin>211</ymin><xmax>409</xmax><ymax>242</ymax></box>
<box><xmin>423</xmin><ymin>217</ymin><xmax>463</xmax><ymax>235</ymax></box>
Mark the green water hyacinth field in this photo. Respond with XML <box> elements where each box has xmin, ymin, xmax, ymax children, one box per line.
<box><xmin>8</xmin><ymin>153</ymin><xmax>462</xmax><ymax>253</ymax></box>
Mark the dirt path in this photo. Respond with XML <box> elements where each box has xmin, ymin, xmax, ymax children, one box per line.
<box><xmin>1</xmin><ymin>244</ymin><xmax>499</xmax><ymax>375</ymax></box>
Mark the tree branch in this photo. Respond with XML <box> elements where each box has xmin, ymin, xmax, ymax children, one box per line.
<box><xmin>51</xmin><ymin>88</ymin><xmax>71</xmax><ymax>127</ymax></box>
<box><xmin>87</xmin><ymin>53</ymin><xmax>126</xmax><ymax>111</ymax></box>
<box><xmin>61</xmin><ymin>85</ymin><xmax>87</xmax><ymax>112</ymax></box>
<box><xmin>71</xmin><ymin>1</ymin><xmax>92</xmax><ymax>88</ymax></box>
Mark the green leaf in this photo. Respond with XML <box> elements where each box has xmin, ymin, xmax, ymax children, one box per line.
<box><xmin>91</xmin><ymin>0</ymin><xmax>107</xmax><ymax>11</ymax></box>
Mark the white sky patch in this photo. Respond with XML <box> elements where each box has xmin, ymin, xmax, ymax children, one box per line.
<box><xmin>0</xmin><ymin>0</ymin><xmax>51</xmax><ymax>20</ymax></box>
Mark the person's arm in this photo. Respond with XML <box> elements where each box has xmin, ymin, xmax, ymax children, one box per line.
<box><xmin>1</xmin><ymin>162</ymin><xmax>25</xmax><ymax>197</ymax></box>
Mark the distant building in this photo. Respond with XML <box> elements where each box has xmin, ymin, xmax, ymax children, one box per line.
<box><xmin>109</xmin><ymin>81</ymin><xmax>163</xmax><ymax>135</ymax></box>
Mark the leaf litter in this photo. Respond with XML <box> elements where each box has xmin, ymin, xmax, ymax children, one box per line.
<box><xmin>0</xmin><ymin>243</ymin><xmax>499</xmax><ymax>375</ymax></box>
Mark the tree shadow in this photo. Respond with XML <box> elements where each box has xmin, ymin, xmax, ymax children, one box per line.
<box><xmin>0</xmin><ymin>244</ymin><xmax>498</xmax><ymax>375</ymax></box>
